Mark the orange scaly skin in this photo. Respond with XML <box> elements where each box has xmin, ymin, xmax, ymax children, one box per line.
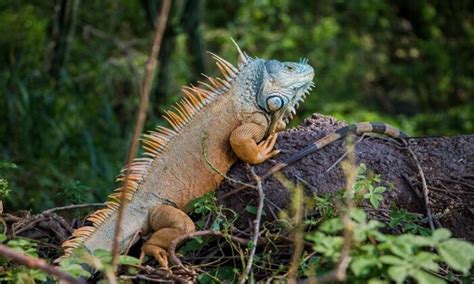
<box><xmin>58</xmin><ymin>41</ymin><xmax>315</xmax><ymax>268</ymax></box>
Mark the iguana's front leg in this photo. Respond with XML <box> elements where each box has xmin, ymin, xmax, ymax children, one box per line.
<box><xmin>230</xmin><ymin>123</ymin><xmax>280</xmax><ymax>164</ymax></box>
<box><xmin>142</xmin><ymin>204</ymin><xmax>195</xmax><ymax>268</ymax></box>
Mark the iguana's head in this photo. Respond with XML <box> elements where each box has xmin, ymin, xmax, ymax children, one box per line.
<box><xmin>255</xmin><ymin>59</ymin><xmax>314</xmax><ymax>134</ymax></box>
<box><xmin>229</xmin><ymin>41</ymin><xmax>315</xmax><ymax>135</ymax></box>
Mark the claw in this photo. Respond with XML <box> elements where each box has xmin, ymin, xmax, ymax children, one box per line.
<box><xmin>143</xmin><ymin>245</ymin><xmax>169</xmax><ymax>269</ymax></box>
<box><xmin>252</xmin><ymin>134</ymin><xmax>280</xmax><ymax>164</ymax></box>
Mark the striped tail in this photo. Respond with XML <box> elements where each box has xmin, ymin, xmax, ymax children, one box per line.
<box><xmin>263</xmin><ymin>122</ymin><xmax>408</xmax><ymax>178</ymax></box>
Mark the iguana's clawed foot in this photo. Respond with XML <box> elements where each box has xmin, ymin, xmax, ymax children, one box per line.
<box><xmin>252</xmin><ymin>133</ymin><xmax>280</xmax><ymax>164</ymax></box>
<box><xmin>142</xmin><ymin>244</ymin><xmax>169</xmax><ymax>268</ymax></box>
<box><xmin>142</xmin><ymin>204</ymin><xmax>195</xmax><ymax>269</ymax></box>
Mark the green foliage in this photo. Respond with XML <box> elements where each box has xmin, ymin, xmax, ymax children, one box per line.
<box><xmin>389</xmin><ymin>207</ymin><xmax>431</xmax><ymax>235</ymax></box>
<box><xmin>307</xmin><ymin>209</ymin><xmax>474</xmax><ymax>283</ymax></box>
<box><xmin>198</xmin><ymin>266</ymin><xmax>238</xmax><ymax>284</ymax></box>
<box><xmin>0</xmin><ymin>162</ymin><xmax>16</xmax><ymax>200</ymax></box>
<box><xmin>57</xmin><ymin>180</ymin><xmax>91</xmax><ymax>204</ymax></box>
<box><xmin>0</xmin><ymin>234</ymin><xmax>49</xmax><ymax>283</ymax></box>
<box><xmin>188</xmin><ymin>192</ymin><xmax>237</xmax><ymax>232</ymax></box>
<box><xmin>344</xmin><ymin>163</ymin><xmax>391</xmax><ymax>208</ymax></box>
<box><xmin>303</xmin><ymin>168</ymin><xmax>474</xmax><ymax>283</ymax></box>
<box><xmin>59</xmin><ymin>247</ymin><xmax>140</xmax><ymax>280</ymax></box>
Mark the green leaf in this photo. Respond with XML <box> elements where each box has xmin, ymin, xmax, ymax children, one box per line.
<box><xmin>437</xmin><ymin>239</ymin><xmax>474</xmax><ymax>274</ymax></box>
<box><xmin>118</xmin><ymin>255</ymin><xmax>140</xmax><ymax>265</ymax></box>
<box><xmin>410</xmin><ymin>269</ymin><xmax>445</xmax><ymax>284</ymax></box>
<box><xmin>369</xmin><ymin>194</ymin><xmax>382</xmax><ymax>208</ymax></box>
<box><xmin>180</xmin><ymin>237</ymin><xmax>205</xmax><ymax>253</ymax></box>
<box><xmin>350</xmin><ymin>208</ymin><xmax>367</xmax><ymax>223</ymax></box>
<box><xmin>431</xmin><ymin>229</ymin><xmax>451</xmax><ymax>243</ymax></box>
<box><xmin>413</xmin><ymin>252</ymin><xmax>439</xmax><ymax>272</ymax></box>
<box><xmin>60</xmin><ymin>263</ymin><xmax>92</xmax><ymax>278</ymax></box>
<box><xmin>0</xmin><ymin>234</ymin><xmax>6</xmax><ymax>243</ymax></box>
<box><xmin>350</xmin><ymin>256</ymin><xmax>377</xmax><ymax>276</ymax></box>
<box><xmin>387</xmin><ymin>266</ymin><xmax>408</xmax><ymax>284</ymax></box>
<box><xmin>320</xmin><ymin>217</ymin><xmax>344</xmax><ymax>233</ymax></box>
<box><xmin>380</xmin><ymin>255</ymin><xmax>405</xmax><ymax>265</ymax></box>
<box><xmin>92</xmin><ymin>249</ymin><xmax>112</xmax><ymax>264</ymax></box>
<box><xmin>374</xmin><ymin>186</ymin><xmax>386</xmax><ymax>193</ymax></box>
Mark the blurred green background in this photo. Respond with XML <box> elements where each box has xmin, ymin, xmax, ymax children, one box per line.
<box><xmin>1</xmin><ymin>0</ymin><xmax>473</xmax><ymax>211</ymax></box>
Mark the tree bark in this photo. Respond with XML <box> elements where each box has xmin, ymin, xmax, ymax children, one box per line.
<box><xmin>48</xmin><ymin>0</ymin><xmax>80</xmax><ymax>79</ymax></box>
<box><xmin>218</xmin><ymin>114</ymin><xmax>474</xmax><ymax>241</ymax></box>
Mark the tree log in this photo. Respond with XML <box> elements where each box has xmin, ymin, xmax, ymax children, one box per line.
<box><xmin>218</xmin><ymin>114</ymin><xmax>474</xmax><ymax>241</ymax></box>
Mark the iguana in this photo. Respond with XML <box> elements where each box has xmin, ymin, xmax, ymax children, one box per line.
<box><xmin>58</xmin><ymin>40</ymin><xmax>315</xmax><ymax>267</ymax></box>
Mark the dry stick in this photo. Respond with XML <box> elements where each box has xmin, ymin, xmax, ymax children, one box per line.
<box><xmin>287</xmin><ymin>181</ymin><xmax>305</xmax><ymax>283</ymax></box>
<box><xmin>168</xmin><ymin>230</ymin><xmax>254</xmax><ymax>270</ymax></box>
<box><xmin>168</xmin><ymin>230</ymin><xmax>308</xmax><ymax>271</ymax></box>
<box><xmin>111</xmin><ymin>0</ymin><xmax>171</xmax><ymax>269</ymax></box>
<box><xmin>404</xmin><ymin>140</ymin><xmax>435</xmax><ymax>230</ymax></box>
<box><xmin>308</xmin><ymin>140</ymin><xmax>357</xmax><ymax>284</ymax></box>
<box><xmin>239</xmin><ymin>166</ymin><xmax>265</xmax><ymax>284</ymax></box>
<box><xmin>0</xmin><ymin>244</ymin><xmax>85</xmax><ymax>284</ymax></box>
<box><xmin>42</xmin><ymin>203</ymin><xmax>104</xmax><ymax>214</ymax></box>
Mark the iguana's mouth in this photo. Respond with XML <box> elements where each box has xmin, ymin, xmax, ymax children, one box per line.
<box><xmin>268</xmin><ymin>81</ymin><xmax>315</xmax><ymax>134</ymax></box>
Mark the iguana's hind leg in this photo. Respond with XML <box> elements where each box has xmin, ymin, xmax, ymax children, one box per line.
<box><xmin>142</xmin><ymin>204</ymin><xmax>195</xmax><ymax>268</ymax></box>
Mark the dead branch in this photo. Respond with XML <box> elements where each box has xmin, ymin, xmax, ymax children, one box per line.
<box><xmin>0</xmin><ymin>244</ymin><xmax>85</xmax><ymax>284</ymax></box>
<box><xmin>42</xmin><ymin>203</ymin><xmax>104</xmax><ymax>214</ymax></box>
<box><xmin>111</xmin><ymin>0</ymin><xmax>171</xmax><ymax>269</ymax></box>
<box><xmin>239</xmin><ymin>166</ymin><xmax>265</xmax><ymax>284</ymax></box>
<box><xmin>404</xmin><ymin>140</ymin><xmax>435</xmax><ymax>230</ymax></box>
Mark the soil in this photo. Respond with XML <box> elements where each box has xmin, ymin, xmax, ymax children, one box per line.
<box><xmin>217</xmin><ymin>113</ymin><xmax>474</xmax><ymax>241</ymax></box>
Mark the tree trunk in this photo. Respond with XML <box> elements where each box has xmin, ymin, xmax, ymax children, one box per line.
<box><xmin>217</xmin><ymin>114</ymin><xmax>474</xmax><ymax>241</ymax></box>
<box><xmin>48</xmin><ymin>0</ymin><xmax>80</xmax><ymax>79</ymax></box>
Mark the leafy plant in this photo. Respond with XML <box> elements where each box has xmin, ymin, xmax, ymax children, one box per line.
<box><xmin>57</xmin><ymin>180</ymin><xmax>91</xmax><ymax>205</ymax></box>
<box><xmin>59</xmin><ymin>247</ymin><xmax>140</xmax><ymax>280</ymax></box>
<box><xmin>345</xmin><ymin>163</ymin><xmax>391</xmax><ymax>208</ymax></box>
<box><xmin>0</xmin><ymin>234</ymin><xmax>49</xmax><ymax>283</ymax></box>
<box><xmin>389</xmin><ymin>207</ymin><xmax>431</xmax><ymax>235</ymax></box>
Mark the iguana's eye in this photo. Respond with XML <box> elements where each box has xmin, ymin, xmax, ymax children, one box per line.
<box><xmin>285</xmin><ymin>65</ymin><xmax>295</xmax><ymax>72</ymax></box>
<box><xmin>267</xmin><ymin>96</ymin><xmax>284</xmax><ymax>112</ymax></box>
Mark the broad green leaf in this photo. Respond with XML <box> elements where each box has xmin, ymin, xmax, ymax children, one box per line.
<box><xmin>350</xmin><ymin>208</ymin><xmax>367</xmax><ymax>223</ymax></box>
<box><xmin>437</xmin><ymin>239</ymin><xmax>474</xmax><ymax>274</ymax></box>
<box><xmin>350</xmin><ymin>256</ymin><xmax>377</xmax><ymax>276</ymax></box>
<box><xmin>387</xmin><ymin>266</ymin><xmax>408</xmax><ymax>284</ymax></box>
<box><xmin>380</xmin><ymin>255</ymin><xmax>404</xmax><ymax>265</ymax></box>
<box><xmin>60</xmin><ymin>263</ymin><xmax>92</xmax><ymax>278</ymax></box>
<box><xmin>369</xmin><ymin>194</ymin><xmax>382</xmax><ymax>208</ymax></box>
<box><xmin>118</xmin><ymin>255</ymin><xmax>140</xmax><ymax>265</ymax></box>
<box><xmin>413</xmin><ymin>252</ymin><xmax>439</xmax><ymax>271</ymax></box>
<box><xmin>320</xmin><ymin>217</ymin><xmax>343</xmax><ymax>233</ymax></box>
<box><xmin>431</xmin><ymin>229</ymin><xmax>451</xmax><ymax>243</ymax></box>
<box><xmin>410</xmin><ymin>269</ymin><xmax>444</xmax><ymax>284</ymax></box>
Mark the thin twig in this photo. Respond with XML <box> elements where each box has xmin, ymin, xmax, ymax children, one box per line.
<box><xmin>240</xmin><ymin>166</ymin><xmax>265</xmax><ymax>284</ymax></box>
<box><xmin>111</xmin><ymin>0</ymin><xmax>171</xmax><ymax>270</ymax></box>
<box><xmin>324</xmin><ymin>134</ymin><xmax>367</xmax><ymax>174</ymax></box>
<box><xmin>42</xmin><ymin>203</ymin><xmax>104</xmax><ymax>214</ymax></box>
<box><xmin>0</xmin><ymin>244</ymin><xmax>85</xmax><ymax>284</ymax></box>
<box><xmin>168</xmin><ymin>230</ymin><xmax>308</xmax><ymax>271</ymax></box>
<box><xmin>288</xmin><ymin>191</ymin><xmax>305</xmax><ymax>282</ymax></box>
<box><xmin>404</xmin><ymin>140</ymin><xmax>435</xmax><ymax>230</ymax></box>
<box><xmin>168</xmin><ymin>230</ymin><xmax>252</xmax><ymax>272</ymax></box>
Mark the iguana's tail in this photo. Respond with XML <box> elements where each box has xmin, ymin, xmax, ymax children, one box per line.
<box><xmin>263</xmin><ymin>122</ymin><xmax>408</xmax><ymax>178</ymax></box>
